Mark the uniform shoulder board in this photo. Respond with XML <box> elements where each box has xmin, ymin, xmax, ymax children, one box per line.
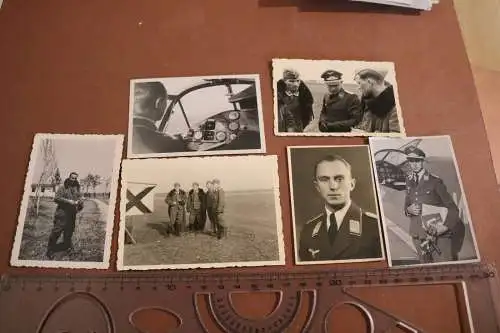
<box><xmin>363</xmin><ymin>211</ymin><xmax>379</xmax><ymax>220</ymax></box>
<box><xmin>306</xmin><ymin>214</ymin><xmax>323</xmax><ymax>224</ymax></box>
<box><xmin>428</xmin><ymin>172</ymin><xmax>441</xmax><ymax>179</ymax></box>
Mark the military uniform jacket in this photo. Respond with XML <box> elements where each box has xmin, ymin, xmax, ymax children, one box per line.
<box><xmin>319</xmin><ymin>90</ymin><xmax>362</xmax><ymax>132</ymax></box>
<box><xmin>210</xmin><ymin>188</ymin><xmax>225</xmax><ymax>213</ymax></box>
<box><xmin>404</xmin><ymin>171</ymin><xmax>463</xmax><ymax>239</ymax></box>
<box><xmin>132</xmin><ymin>117</ymin><xmax>186</xmax><ymax>154</ymax></box>
<box><xmin>298</xmin><ymin>202</ymin><xmax>382</xmax><ymax>261</ymax></box>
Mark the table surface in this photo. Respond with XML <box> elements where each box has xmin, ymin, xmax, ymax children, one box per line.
<box><xmin>0</xmin><ymin>0</ymin><xmax>498</xmax><ymax>332</ymax></box>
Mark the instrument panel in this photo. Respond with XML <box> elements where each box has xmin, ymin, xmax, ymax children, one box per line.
<box><xmin>184</xmin><ymin>110</ymin><xmax>248</xmax><ymax>151</ymax></box>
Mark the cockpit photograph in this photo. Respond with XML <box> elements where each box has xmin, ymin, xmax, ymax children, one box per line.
<box><xmin>128</xmin><ymin>74</ymin><xmax>266</xmax><ymax>158</ymax></box>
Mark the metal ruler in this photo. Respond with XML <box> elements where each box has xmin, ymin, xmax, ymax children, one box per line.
<box><xmin>1</xmin><ymin>263</ymin><xmax>499</xmax><ymax>333</ymax></box>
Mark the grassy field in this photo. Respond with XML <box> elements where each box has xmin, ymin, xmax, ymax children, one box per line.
<box><xmin>18</xmin><ymin>197</ymin><xmax>107</xmax><ymax>262</ymax></box>
<box><xmin>123</xmin><ymin>190</ymin><xmax>281</xmax><ymax>267</ymax></box>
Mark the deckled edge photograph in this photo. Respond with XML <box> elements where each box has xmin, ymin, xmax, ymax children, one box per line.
<box><xmin>287</xmin><ymin>145</ymin><xmax>385</xmax><ymax>265</ymax></box>
<box><xmin>10</xmin><ymin>133</ymin><xmax>124</xmax><ymax>269</ymax></box>
<box><xmin>127</xmin><ymin>74</ymin><xmax>267</xmax><ymax>159</ymax></box>
<box><xmin>369</xmin><ymin>135</ymin><xmax>481</xmax><ymax>268</ymax></box>
<box><xmin>272</xmin><ymin>58</ymin><xmax>406</xmax><ymax>137</ymax></box>
<box><xmin>117</xmin><ymin>155</ymin><xmax>285</xmax><ymax>270</ymax></box>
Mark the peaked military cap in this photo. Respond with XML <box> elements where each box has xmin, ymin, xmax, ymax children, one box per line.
<box><xmin>404</xmin><ymin>146</ymin><xmax>426</xmax><ymax>160</ymax></box>
<box><xmin>321</xmin><ymin>70</ymin><xmax>343</xmax><ymax>83</ymax></box>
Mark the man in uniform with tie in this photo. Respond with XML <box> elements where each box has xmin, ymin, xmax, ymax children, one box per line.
<box><xmin>298</xmin><ymin>155</ymin><xmax>382</xmax><ymax>262</ymax></box>
<box><xmin>318</xmin><ymin>70</ymin><xmax>362</xmax><ymax>133</ymax></box>
<box><xmin>403</xmin><ymin>146</ymin><xmax>465</xmax><ymax>263</ymax></box>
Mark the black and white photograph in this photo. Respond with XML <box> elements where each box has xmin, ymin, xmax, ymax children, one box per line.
<box><xmin>10</xmin><ymin>134</ymin><xmax>123</xmax><ymax>269</ymax></box>
<box><xmin>369</xmin><ymin>136</ymin><xmax>480</xmax><ymax>267</ymax></box>
<box><xmin>287</xmin><ymin>145</ymin><xmax>384</xmax><ymax>265</ymax></box>
<box><xmin>127</xmin><ymin>74</ymin><xmax>266</xmax><ymax>158</ymax></box>
<box><xmin>118</xmin><ymin>155</ymin><xmax>284</xmax><ymax>270</ymax></box>
<box><xmin>272</xmin><ymin>59</ymin><xmax>406</xmax><ymax>137</ymax></box>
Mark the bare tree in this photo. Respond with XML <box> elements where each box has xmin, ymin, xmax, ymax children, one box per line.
<box><xmin>91</xmin><ymin>174</ymin><xmax>102</xmax><ymax>198</ymax></box>
<box><xmin>81</xmin><ymin>174</ymin><xmax>94</xmax><ymax>197</ymax></box>
<box><xmin>33</xmin><ymin>139</ymin><xmax>58</xmax><ymax>217</ymax></box>
<box><xmin>104</xmin><ymin>177</ymin><xmax>111</xmax><ymax>198</ymax></box>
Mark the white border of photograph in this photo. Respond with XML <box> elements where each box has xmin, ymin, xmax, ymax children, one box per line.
<box><xmin>117</xmin><ymin>155</ymin><xmax>285</xmax><ymax>270</ymax></box>
<box><xmin>287</xmin><ymin>145</ymin><xmax>385</xmax><ymax>265</ymax></box>
<box><xmin>272</xmin><ymin>58</ymin><xmax>406</xmax><ymax>137</ymax></box>
<box><xmin>127</xmin><ymin>74</ymin><xmax>267</xmax><ymax>159</ymax></box>
<box><xmin>10</xmin><ymin>133</ymin><xmax>124</xmax><ymax>269</ymax></box>
<box><xmin>369</xmin><ymin>135</ymin><xmax>481</xmax><ymax>268</ymax></box>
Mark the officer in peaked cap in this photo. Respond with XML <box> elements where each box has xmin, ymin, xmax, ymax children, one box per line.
<box><xmin>276</xmin><ymin>68</ymin><xmax>314</xmax><ymax>133</ymax></box>
<box><xmin>318</xmin><ymin>70</ymin><xmax>362</xmax><ymax>133</ymax></box>
<box><xmin>403</xmin><ymin>146</ymin><xmax>465</xmax><ymax>264</ymax></box>
<box><xmin>405</xmin><ymin>146</ymin><xmax>426</xmax><ymax>160</ymax></box>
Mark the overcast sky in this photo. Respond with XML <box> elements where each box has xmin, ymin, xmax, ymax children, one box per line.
<box><xmin>31</xmin><ymin>135</ymin><xmax>121</xmax><ymax>190</ymax></box>
<box><xmin>272</xmin><ymin>59</ymin><xmax>398</xmax><ymax>85</ymax></box>
<box><xmin>122</xmin><ymin>155</ymin><xmax>278</xmax><ymax>192</ymax></box>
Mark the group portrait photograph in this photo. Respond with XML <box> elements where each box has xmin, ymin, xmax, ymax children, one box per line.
<box><xmin>118</xmin><ymin>155</ymin><xmax>285</xmax><ymax>270</ymax></box>
<box><xmin>272</xmin><ymin>58</ymin><xmax>406</xmax><ymax>137</ymax></box>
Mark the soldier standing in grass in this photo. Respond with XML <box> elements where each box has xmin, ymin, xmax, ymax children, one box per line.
<box><xmin>165</xmin><ymin>183</ymin><xmax>187</xmax><ymax>236</ymax></box>
<box><xmin>211</xmin><ymin>179</ymin><xmax>226</xmax><ymax>239</ymax></box>
<box><xmin>187</xmin><ymin>182</ymin><xmax>207</xmax><ymax>232</ymax></box>
<box><xmin>205</xmin><ymin>181</ymin><xmax>215</xmax><ymax>234</ymax></box>
<box><xmin>46</xmin><ymin>172</ymin><xmax>84</xmax><ymax>259</ymax></box>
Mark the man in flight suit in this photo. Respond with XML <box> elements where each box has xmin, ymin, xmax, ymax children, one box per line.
<box><xmin>298</xmin><ymin>155</ymin><xmax>382</xmax><ymax>262</ymax></box>
<box><xmin>46</xmin><ymin>172</ymin><xmax>84</xmax><ymax>259</ymax></box>
<box><xmin>165</xmin><ymin>182</ymin><xmax>187</xmax><ymax>236</ymax></box>
<box><xmin>187</xmin><ymin>182</ymin><xmax>207</xmax><ymax>232</ymax></box>
<box><xmin>318</xmin><ymin>70</ymin><xmax>362</xmax><ymax>133</ymax></box>
<box><xmin>403</xmin><ymin>146</ymin><xmax>465</xmax><ymax>263</ymax></box>
<box><xmin>132</xmin><ymin>81</ymin><xmax>186</xmax><ymax>154</ymax></box>
<box><xmin>276</xmin><ymin>69</ymin><xmax>314</xmax><ymax>132</ymax></box>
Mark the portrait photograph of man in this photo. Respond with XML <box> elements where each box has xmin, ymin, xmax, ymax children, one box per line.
<box><xmin>272</xmin><ymin>59</ymin><xmax>406</xmax><ymax>137</ymax></box>
<box><xmin>10</xmin><ymin>134</ymin><xmax>123</xmax><ymax>269</ymax></box>
<box><xmin>287</xmin><ymin>145</ymin><xmax>384</xmax><ymax>264</ymax></box>
<box><xmin>118</xmin><ymin>155</ymin><xmax>285</xmax><ymax>270</ymax></box>
<box><xmin>369</xmin><ymin>136</ymin><xmax>480</xmax><ymax>267</ymax></box>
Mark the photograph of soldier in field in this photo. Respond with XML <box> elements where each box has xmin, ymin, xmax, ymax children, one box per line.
<box><xmin>272</xmin><ymin>59</ymin><xmax>406</xmax><ymax>137</ymax></box>
<box><xmin>369</xmin><ymin>136</ymin><xmax>480</xmax><ymax>267</ymax></box>
<box><xmin>11</xmin><ymin>134</ymin><xmax>123</xmax><ymax>269</ymax></box>
<box><xmin>118</xmin><ymin>156</ymin><xmax>285</xmax><ymax>270</ymax></box>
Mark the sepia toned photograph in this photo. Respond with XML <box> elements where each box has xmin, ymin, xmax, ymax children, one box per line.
<box><xmin>10</xmin><ymin>134</ymin><xmax>123</xmax><ymax>269</ymax></box>
<box><xmin>369</xmin><ymin>136</ymin><xmax>480</xmax><ymax>267</ymax></box>
<box><xmin>118</xmin><ymin>155</ymin><xmax>284</xmax><ymax>270</ymax></box>
<box><xmin>287</xmin><ymin>145</ymin><xmax>384</xmax><ymax>265</ymax></box>
<box><xmin>272</xmin><ymin>58</ymin><xmax>406</xmax><ymax>137</ymax></box>
<box><xmin>127</xmin><ymin>74</ymin><xmax>266</xmax><ymax>158</ymax></box>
